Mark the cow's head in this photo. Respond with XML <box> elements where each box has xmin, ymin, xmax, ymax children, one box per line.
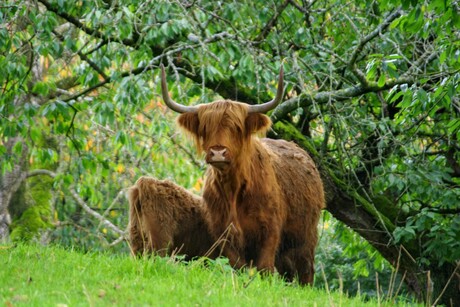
<box><xmin>160</xmin><ymin>64</ymin><xmax>284</xmax><ymax>171</ymax></box>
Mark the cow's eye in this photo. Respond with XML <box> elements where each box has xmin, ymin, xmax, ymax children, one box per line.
<box><xmin>236</xmin><ymin>126</ymin><xmax>243</xmax><ymax>136</ymax></box>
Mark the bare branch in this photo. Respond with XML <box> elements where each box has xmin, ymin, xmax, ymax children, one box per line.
<box><xmin>26</xmin><ymin>169</ymin><xmax>57</xmax><ymax>178</ymax></box>
<box><xmin>432</xmin><ymin>261</ymin><xmax>460</xmax><ymax>306</ymax></box>
<box><xmin>37</xmin><ymin>0</ymin><xmax>138</xmax><ymax>46</ymax></box>
<box><xmin>25</xmin><ymin>169</ymin><xmax>125</xmax><ymax>237</ymax></box>
<box><xmin>270</xmin><ymin>74</ymin><xmax>414</xmax><ymax>123</ymax></box>
<box><xmin>347</xmin><ymin>9</ymin><xmax>402</xmax><ymax>86</ymax></box>
<box><xmin>169</xmin><ymin>132</ymin><xmax>204</xmax><ymax>169</ymax></box>
<box><xmin>109</xmin><ymin>235</ymin><xmax>127</xmax><ymax>246</ymax></box>
<box><xmin>254</xmin><ymin>0</ymin><xmax>290</xmax><ymax>43</ymax></box>
<box><xmin>52</xmin><ymin>30</ymin><xmax>108</xmax><ymax>81</ymax></box>
<box><xmin>99</xmin><ymin>190</ymin><xmax>126</xmax><ymax>230</ymax></box>
<box><xmin>69</xmin><ymin>186</ymin><xmax>125</xmax><ymax>236</ymax></box>
<box><xmin>402</xmin><ymin>49</ymin><xmax>439</xmax><ymax>78</ymax></box>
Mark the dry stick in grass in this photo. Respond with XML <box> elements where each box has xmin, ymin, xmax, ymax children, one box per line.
<box><xmin>387</xmin><ymin>246</ymin><xmax>402</xmax><ymax>301</ymax></box>
<box><xmin>387</xmin><ymin>268</ymin><xmax>396</xmax><ymax>302</ymax></box>
<box><xmin>376</xmin><ymin>272</ymin><xmax>381</xmax><ymax>307</ymax></box>
<box><xmin>320</xmin><ymin>263</ymin><xmax>335</xmax><ymax>307</ymax></box>
<box><xmin>319</xmin><ymin>263</ymin><xmax>330</xmax><ymax>294</ymax></box>
<box><xmin>357</xmin><ymin>281</ymin><xmax>361</xmax><ymax>299</ymax></box>
<box><xmin>425</xmin><ymin>271</ymin><xmax>433</xmax><ymax>307</ymax></box>
<box><xmin>337</xmin><ymin>271</ymin><xmax>344</xmax><ymax>295</ymax></box>
<box><xmin>393</xmin><ymin>271</ymin><xmax>407</xmax><ymax>303</ymax></box>
<box><xmin>204</xmin><ymin>223</ymin><xmax>234</xmax><ymax>259</ymax></box>
<box><xmin>432</xmin><ymin>261</ymin><xmax>460</xmax><ymax>306</ymax></box>
<box><xmin>337</xmin><ymin>271</ymin><xmax>344</xmax><ymax>307</ymax></box>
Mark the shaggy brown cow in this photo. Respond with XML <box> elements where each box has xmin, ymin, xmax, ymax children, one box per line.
<box><xmin>128</xmin><ymin>176</ymin><xmax>215</xmax><ymax>259</ymax></box>
<box><xmin>160</xmin><ymin>64</ymin><xmax>325</xmax><ymax>284</ymax></box>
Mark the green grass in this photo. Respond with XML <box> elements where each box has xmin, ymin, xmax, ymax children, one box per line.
<box><xmin>1</xmin><ymin>244</ymin><xmax>412</xmax><ymax>306</ymax></box>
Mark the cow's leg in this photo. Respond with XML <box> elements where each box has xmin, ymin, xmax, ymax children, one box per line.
<box><xmin>275</xmin><ymin>250</ymin><xmax>296</xmax><ymax>282</ymax></box>
<box><xmin>143</xmin><ymin>214</ymin><xmax>171</xmax><ymax>257</ymax></box>
<box><xmin>255</xmin><ymin>227</ymin><xmax>281</xmax><ymax>272</ymax></box>
<box><xmin>214</xmin><ymin>194</ymin><xmax>246</xmax><ymax>268</ymax></box>
<box><xmin>280</xmin><ymin>246</ymin><xmax>314</xmax><ymax>285</ymax></box>
<box><xmin>224</xmin><ymin>245</ymin><xmax>246</xmax><ymax>269</ymax></box>
<box><xmin>218</xmin><ymin>222</ymin><xmax>247</xmax><ymax>269</ymax></box>
<box><xmin>295</xmin><ymin>246</ymin><xmax>315</xmax><ymax>285</ymax></box>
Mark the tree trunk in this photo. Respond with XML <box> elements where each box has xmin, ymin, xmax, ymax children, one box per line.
<box><xmin>324</xmin><ymin>170</ymin><xmax>459</xmax><ymax>306</ymax></box>
<box><xmin>0</xmin><ymin>200</ymin><xmax>11</xmax><ymax>243</ymax></box>
<box><xmin>0</xmin><ymin>138</ymin><xmax>28</xmax><ymax>242</ymax></box>
<box><xmin>0</xmin><ymin>7</ymin><xmax>45</xmax><ymax>243</ymax></box>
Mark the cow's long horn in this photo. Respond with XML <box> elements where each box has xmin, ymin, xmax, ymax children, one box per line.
<box><xmin>248</xmin><ymin>66</ymin><xmax>284</xmax><ymax>113</ymax></box>
<box><xmin>160</xmin><ymin>64</ymin><xmax>198</xmax><ymax>113</ymax></box>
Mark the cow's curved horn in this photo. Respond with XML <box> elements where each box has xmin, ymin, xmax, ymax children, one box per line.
<box><xmin>248</xmin><ymin>66</ymin><xmax>284</xmax><ymax>113</ymax></box>
<box><xmin>160</xmin><ymin>64</ymin><xmax>198</xmax><ymax>113</ymax></box>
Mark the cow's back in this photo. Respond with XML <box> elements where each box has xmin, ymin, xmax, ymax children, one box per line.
<box><xmin>261</xmin><ymin>138</ymin><xmax>325</xmax><ymax>213</ymax></box>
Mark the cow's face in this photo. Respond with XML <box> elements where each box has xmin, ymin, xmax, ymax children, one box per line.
<box><xmin>177</xmin><ymin>101</ymin><xmax>271</xmax><ymax>170</ymax></box>
<box><xmin>159</xmin><ymin>64</ymin><xmax>283</xmax><ymax>171</ymax></box>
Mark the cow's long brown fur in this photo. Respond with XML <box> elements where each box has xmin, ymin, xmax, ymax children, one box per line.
<box><xmin>264</xmin><ymin>138</ymin><xmax>324</xmax><ymax>284</ymax></box>
<box><xmin>177</xmin><ymin>100</ymin><xmax>325</xmax><ymax>284</ymax></box>
<box><xmin>128</xmin><ymin>176</ymin><xmax>214</xmax><ymax>259</ymax></box>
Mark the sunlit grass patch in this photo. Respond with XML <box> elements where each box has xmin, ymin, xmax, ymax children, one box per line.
<box><xmin>0</xmin><ymin>244</ymin><xmax>417</xmax><ymax>306</ymax></box>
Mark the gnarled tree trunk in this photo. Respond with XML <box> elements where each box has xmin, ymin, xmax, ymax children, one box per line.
<box><xmin>0</xmin><ymin>138</ymin><xmax>29</xmax><ymax>242</ymax></box>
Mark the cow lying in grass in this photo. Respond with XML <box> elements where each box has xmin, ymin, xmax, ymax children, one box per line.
<box><xmin>128</xmin><ymin>176</ymin><xmax>215</xmax><ymax>259</ymax></box>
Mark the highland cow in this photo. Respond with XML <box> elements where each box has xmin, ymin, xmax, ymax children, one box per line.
<box><xmin>128</xmin><ymin>176</ymin><xmax>215</xmax><ymax>259</ymax></box>
<box><xmin>160</xmin><ymin>64</ymin><xmax>325</xmax><ymax>284</ymax></box>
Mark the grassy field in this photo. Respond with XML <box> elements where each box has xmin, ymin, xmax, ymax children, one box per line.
<box><xmin>1</xmin><ymin>244</ymin><xmax>414</xmax><ymax>306</ymax></box>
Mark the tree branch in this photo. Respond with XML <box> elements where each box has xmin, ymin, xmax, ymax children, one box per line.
<box><xmin>270</xmin><ymin>75</ymin><xmax>415</xmax><ymax>123</ymax></box>
<box><xmin>52</xmin><ymin>30</ymin><xmax>108</xmax><ymax>81</ymax></box>
<box><xmin>169</xmin><ymin>133</ymin><xmax>204</xmax><ymax>169</ymax></box>
<box><xmin>26</xmin><ymin>169</ymin><xmax>126</xmax><ymax>237</ymax></box>
<box><xmin>57</xmin><ymin>31</ymin><xmax>238</xmax><ymax>103</ymax></box>
<box><xmin>402</xmin><ymin>49</ymin><xmax>439</xmax><ymax>78</ymax></box>
<box><xmin>254</xmin><ymin>0</ymin><xmax>290</xmax><ymax>43</ymax></box>
<box><xmin>70</xmin><ymin>186</ymin><xmax>125</xmax><ymax>236</ymax></box>
<box><xmin>39</xmin><ymin>0</ymin><xmax>270</xmax><ymax>107</ymax></box>
<box><xmin>26</xmin><ymin>169</ymin><xmax>57</xmax><ymax>178</ymax></box>
<box><xmin>37</xmin><ymin>0</ymin><xmax>138</xmax><ymax>46</ymax></box>
<box><xmin>347</xmin><ymin>9</ymin><xmax>402</xmax><ymax>85</ymax></box>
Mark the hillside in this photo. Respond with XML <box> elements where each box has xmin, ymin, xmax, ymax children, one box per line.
<box><xmin>0</xmin><ymin>244</ymin><xmax>404</xmax><ymax>306</ymax></box>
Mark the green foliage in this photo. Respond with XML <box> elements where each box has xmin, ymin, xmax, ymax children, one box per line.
<box><xmin>0</xmin><ymin>244</ymin><xmax>400</xmax><ymax>306</ymax></box>
<box><xmin>316</xmin><ymin>213</ymin><xmax>411</xmax><ymax>302</ymax></box>
<box><xmin>1</xmin><ymin>0</ymin><xmax>459</xmax><ymax>303</ymax></box>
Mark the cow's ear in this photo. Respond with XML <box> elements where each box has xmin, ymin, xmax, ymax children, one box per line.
<box><xmin>245</xmin><ymin>113</ymin><xmax>271</xmax><ymax>136</ymax></box>
<box><xmin>177</xmin><ymin>113</ymin><xmax>199</xmax><ymax>135</ymax></box>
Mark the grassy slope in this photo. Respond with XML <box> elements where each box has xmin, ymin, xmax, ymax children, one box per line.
<box><xmin>1</xmin><ymin>244</ymin><xmax>408</xmax><ymax>306</ymax></box>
